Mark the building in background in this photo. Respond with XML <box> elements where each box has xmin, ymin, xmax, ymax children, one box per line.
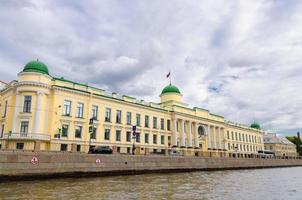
<box><xmin>0</xmin><ymin>80</ymin><xmax>6</xmax><ymax>90</ymax></box>
<box><xmin>0</xmin><ymin>60</ymin><xmax>264</xmax><ymax>156</ymax></box>
<box><xmin>263</xmin><ymin>133</ymin><xmax>297</xmax><ymax>157</ymax></box>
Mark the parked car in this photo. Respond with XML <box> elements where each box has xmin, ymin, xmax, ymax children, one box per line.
<box><xmin>89</xmin><ymin>146</ymin><xmax>113</xmax><ymax>154</ymax></box>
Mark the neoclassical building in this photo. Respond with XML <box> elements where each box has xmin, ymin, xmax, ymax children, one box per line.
<box><xmin>0</xmin><ymin>60</ymin><xmax>264</xmax><ymax>156</ymax></box>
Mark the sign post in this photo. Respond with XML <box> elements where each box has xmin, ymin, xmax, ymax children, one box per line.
<box><xmin>89</xmin><ymin>117</ymin><xmax>94</xmax><ymax>152</ymax></box>
<box><xmin>132</xmin><ymin>125</ymin><xmax>136</xmax><ymax>155</ymax></box>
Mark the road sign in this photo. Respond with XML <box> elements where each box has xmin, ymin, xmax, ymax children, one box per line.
<box><xmin>95</xmin><ymin>158</ymin><xmax>101</xmax><ymax>164</ymax></box>
<box><xmin>89</xmin><ymin>118</ymin><xmax>94</xmax><ymax>125</ymax></box>
<box><xmin>132</xmin><ymin>125</ymin><xmax>136</xmax><ymax>131</ymax></box>
<box><xmin>31</xmin><ymin>156</ymin><xmax>39</xmax><ymax>165</ymax></box>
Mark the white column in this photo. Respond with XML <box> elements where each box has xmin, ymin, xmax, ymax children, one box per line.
<box><xmin>195</xmin><ymin>123</ymin><xmax>199</xmax><ymax>148</ymax></box>
<box><xmin>218</xmin><ymin>127</ymin><xmax>221</xmax><ymax>149</ymax></box>
<box><xmin>213</xmin><ymin>126</ymin><xmax>217</xmax><ymax>149</ymax></box>
<box><xmin>12</xmin><ymin>93</ymin><xmax>21</xmax><ymax>133</ymax></box>
<box><xmin>188</xmin><ymin>121</ymin><xmax>192</xmax><ymax>147</ymax></box>
<box><xmin>181</xmin><ymin>120</ymin><xmax>186</xmax><ymax>147</ymax></box>
<box><xmin>207</xmin><ymin>125</ymin><xmax>211</xmax><ymax>149</ymax></box>
<box><xmin>173</xmin><ymin>119</ymin><xmax>178</xmax><ymax>147</ymax></box>
<box><xmin>33</xmin><ymin>92</ymin><xmax>43</xmax><ymax>133</ymax></box>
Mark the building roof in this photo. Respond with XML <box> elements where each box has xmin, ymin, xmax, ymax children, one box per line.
<box><xmin>264</xmin><ymin>133</ymin><xmax>295</xmax><ymax>145</ymax></box>
<box><xmin>23</xmin><ymin>60</ymin><xmax>49</xmax><ymax>75</ymax></box>
<box><xmin>161</xmin><ymin>84</ymin><xmax>181</xmax><ymax>95</ymax></box>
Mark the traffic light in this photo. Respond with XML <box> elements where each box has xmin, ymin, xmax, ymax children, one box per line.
<box><xmin>89</xmin><ymin>125</ymin><xmax>93</xmax><ymax>133</ymax></box>
<box><xmin>89</xmin><ymin>118</ymin><xmax>94</xmax><ymax>125</ymax></box>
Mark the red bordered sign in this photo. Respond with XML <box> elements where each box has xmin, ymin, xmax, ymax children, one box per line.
<box><xmin>95</xmin><ymin>158</ymin><xmax>101</xmax><ymax>164</ymax></box>
<box><xmin>31</xmin><ymin>156</ymin><xmax>39</xmax><ymax>165</ymax></box>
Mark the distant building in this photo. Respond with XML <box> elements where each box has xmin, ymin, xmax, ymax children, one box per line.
<box><xmin>263</xmin><ymin>133</ymin><xmax>297</xmax><ymax>157</ymax></box>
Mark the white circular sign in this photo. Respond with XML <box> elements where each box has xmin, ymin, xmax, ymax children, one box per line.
<box><xmin>31</xmin><ymin>156</ymin><xmax>39</xmax><ymax>165</ymax></box>
<box><xmin>95</xmin><ymin>158</ymin><xmax>101</xmax><ymax>164</ymax></box>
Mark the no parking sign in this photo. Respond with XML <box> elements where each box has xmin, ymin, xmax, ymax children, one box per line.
<box><xmin>31</xmin><ymin>156</ymin><xmax>39</xmax><ymax>165</ymax></box>
<box><xmin>95</xmin><ymin>158</ymin><xmax>101</xmax><ymax>164</ymax></box>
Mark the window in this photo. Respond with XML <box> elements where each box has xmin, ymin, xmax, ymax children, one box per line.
<box><xmin>227</xmin><ymin>131</ymin><xmax>230</xmax><ymax>139</ymax></box>
<box><xmin>76</xmin><ymin>103</ymin><xmax>84</xmax><ymax>118</ymax></box>
<box><xmin>167</xmin><ymin>120</ymin><xmax>171</xmax><ymax>131</ymax></box>
<box><xmin>61</xmin><ymin>124</ymin><xmax>69</xmax><ymax>137</ymax></box>
<box><xmin>249</xmin><ymin>135</ymin><xmax>251</xmax><ymax>143</ymax></box>
<box><xmin>116</xmin><ymin>110</ymin><xmax>122</xmax><ymax>124</ymax></box>
<box><xmin>126</xmin><ymin>112</ymin><xmax>132</xmax><ymax>125</ymax></box>
<box><xmin>126</xmin><ymin>131</ymin><xmax>131</xmax><ymax>142</ymax></box>
<box><xmin>145</xmin><ymin>115</ymin><xmax>149</xmax><ymax>128</ymax></box>
<box><xmin>63</xmin><ymin>100</ymin><xmax>71</xmax><ymax>116</ymax></box>
<box><xmin>76</xmin><ymin>145</ymin><xmax>81</xmax><ymax>152</ymax></box>
<box><xmin>153</xmin><ymin>134</ymin><xmax>157</xmax><ymax>144</ymax></box>
<box><xmin>3</xmin><ymin>100</ymin><xmax>7</xmax><ymax>117</ymax></box>
<box><xmin>145</xmin><ymin>133</ymin><xmax>149</xmax><ymax>144</ymax></box>
<box><xmin>20</xmin><ymin>121</ymin><xmax>29</xmax><ymax>135</ymax></box>
<box><xmin>153</xmin><ymin>117</ymin><xmax>157</xmax><ymax>129</ymax></box>
<box><xmin>91</xmin><ymin>105</ymin><xmax>98</xmax><ymax>120</ymax></box>
<box><xmin>23</xmin><ymin>96</ymin><xmax>32</xmax><ymax>113</ymax></box>
<box><xmin>228</xmin><ymin>143</ymin><xmax>230</xmax><ymax>150</ymax></box>
<box><xmin>60</xmin><ymin>144</ymin><xmax>68</xmax><ymax>151</ymax></box>
<box><xmin>160</xmin><ymin>118</ymin><xmax>164</xmax><ymax>130</ymax></box>
<box><xmin>239</xmin><ymin>133</ymin><xmax>241</xmax><ymax>141</ymax></box>
<box><xmin>104</xmin><ymin>129</ymin><xmax>110</xmax><ymax>140</ymax></box>
<box><xmin>116</xmin><ymin>130</ymin><xmax>121</xmax><ymax>141</ymax></box>
<box><xmin>168</xmin><ymin>136</ymin><xmax>171</xmax><ymax>144</ymax></box>
<box><xmin>105</xmin><ymin>108</ymin><xmax>111</xmax><ymax>122</ymax></box>
<box><xmin>136</xmin><ymin>114</ymin><xmax>141</xmax><ymax>126</ymax></box>
<box><xmin>136</xmin><ymin>133</ymin><xmax>140</xmax><ymax>143</ymax></box>
<box><xmin>1</xmin><ymin>124</ymin><xmax>4</xmax><ymax>138</ymax></box>
<box><xmin>243</xmin><ymin>134</ymin><xmax>245</xmax><ymax>142</ymax></box>
<box><xmin>161</xmin><ymin>135</ymin><xmax>165</xmax><ymax>145</ymax></box>
<box><xmin>16</xmin><ymin>143</ymin><xmax>24</xmax><ymax>150</ymax></box>
<box><xmin>75</xmin><ymin>126</ymin><xmax>82</xmax><ymax>138</ymax></box>
<box><xmin>235</xmin><ymin>132</ymin><xmax>238</xmax><ymax>141</ymax></box>
<box><xmin>91</xmin><ymin>127</ymin><xmax>97</xmax><ymax>139</ymax></box>
<box><xmin>231</xmin><ymin>132</ymin><xmax>234</xmax><ymax>140</ymax></box>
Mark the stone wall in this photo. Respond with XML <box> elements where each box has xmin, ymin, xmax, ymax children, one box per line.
<box><xmin>0</xmin><ymin>151</ymin><xmax>302</xmax><ymax>181</ymax></box>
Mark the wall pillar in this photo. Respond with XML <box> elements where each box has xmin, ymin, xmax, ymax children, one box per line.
<box><xmin>213</xmin><ymin>126</ymin><xmax>217</xmax><ymax>149</ymax></box>
<box><xmin>34</xmin><ymin>141</ymin><xmax>41</xmax><ymax>151</ymax></box>
<box><xmin>33</xmin><ymin>92</ymin><xmax>44</xmax><ymax>134</ymax></box>
<box><xmin>207</xmin><ymin>125</ymin><xmax>211</xmax><ymax>149</ymax></box>
<box><xmin>188</xmin><ymin>121</ymin><xmax>193</xmax><ymax>147</ymax></box>
<box><xmin>12</xmin><ymin>93</ymin><xmax>21</xmax><ymax>133</ymax></box>
<box><xmin>181</xmin><ymin>119</ymin><xmax>186</xmax><ymax>147</ymax></box>
<box><xmin>172</xmin><ymin>118</ymin><xmax>178</xmax><ymax>147</ymax></box>
<box><xmin>218</xmin><ymin>127</ymin><xmax>221</xmax><ymax>150</ymax></box>
<box><xmin>195</xmin><ymin>123</ymin><xmax>199</xmax><ymax>148</ymax></box>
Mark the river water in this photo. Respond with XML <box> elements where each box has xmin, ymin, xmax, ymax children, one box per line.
<box><xmin>0</xmin><ymin>167</ymin><xmax>301</xmax><ymax>200</ymax></box>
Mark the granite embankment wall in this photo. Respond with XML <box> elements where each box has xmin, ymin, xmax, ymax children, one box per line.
<box><xmin>1</xmin><ymin>151</ymin><xmax>302</xmax><ymax>181</ymax></box>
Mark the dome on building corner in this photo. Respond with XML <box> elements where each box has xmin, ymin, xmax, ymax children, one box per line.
<box><xmin>250</xmin><ymin>123</ymin><xmax>261</xmax><ymax>130</ymax></box>
<box><xmin>161</xmin><ymin>84</ymin><xmax>181</xmax><ymax>95</ymax></box>
<box><xmin>22</xmin><ymin>60</ymin><xmax>49</xmax><ymax>75</ymax></box>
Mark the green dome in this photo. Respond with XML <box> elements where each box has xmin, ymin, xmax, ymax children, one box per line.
<box><xmin>250</xmin><ymin>123</ymin><xmax>261</xmax><ymax>130</ymax></box>
<box><xmin>161</xmin><ymin>84</ymin><xmax>181</xmax><ymax>95</ymax></box>
<box><xmin>23</xmin><ymin>60</ymin><xmax>49</xmax><ymax>75</ymax></box>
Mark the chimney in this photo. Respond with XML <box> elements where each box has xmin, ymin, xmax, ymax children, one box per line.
<box><xmin>297</xmin><ymin>132</ymin><xmax>300</xmax><ymax>140</ymax></box>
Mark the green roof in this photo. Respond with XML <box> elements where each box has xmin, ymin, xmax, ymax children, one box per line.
<box><xmin>23</xmin><ymin>60</ymin><xmax>49</xmax><ymax>75</ymax></box>
<box><xmin>250</xmin><ymin>123</ymin><xmax>261</xmax><ymax>130</ymax></box>
<box><xmin>161</xmin><ymin>84</ymin><xmax>181</xmax><ymax>95</ymax></box>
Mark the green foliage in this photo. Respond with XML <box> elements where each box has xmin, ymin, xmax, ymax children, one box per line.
<box><xmin>286</xmin><ymin>136</ymin><xmax>302</xmax><ymax>156</ymax></box>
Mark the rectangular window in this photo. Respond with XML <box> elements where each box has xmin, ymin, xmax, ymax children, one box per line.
<box><xmin>76</xmin><ymin>103</ymin><xmax>84</xmax><ymax>118</ymax></box>
<box><xmin>243</xmin><ymin>134</ymin><xmax>245</xmax><ymax>142</ymax></box>
<box><xmin>91</xmin><ymin>105</ymin><xmax>98</xmax><ymax>120</ymax></box>
<box><xmin>160</xmin><ymin>118</ymin><xmax>164</xmax><ymax>130</ymax></box>
<box><xmin>75</xmin><ymin>126</ymin><xmax>82</xmax><ymax>138</ymax></box>
<box><xmin>231</xmin><ymin>132</ymin><xmax>234</xmax><ymax>140</ymax></box>
<box><xmin>61</xmin><ymin>124</ymin><xmax>69</xmax><ymax>137</ymax></box>
<box><xmin>136</xmin><ymin>114</ymin><xmax>141</xmax><ymax>126</ymax></box>
<box><xmin>91</xmin><ymin>127</ymin><xmax>97</xmax><ymax>139</ymax></box>
<box><xmin>136</xmin><ymin>132</ymin><xmax>140</xmax><ymax>143</ymax></box>
<box><xmin>161</xmin><ymin>135</ymin><xmax>165</xmax><ymax>145</ymax></box>
<box><xmin>76</xmin><ymin>145</ymin><xmax>81</xmax><ymax>152</ymax></box>
<box><xmin>104</xmin><ymin>129</ymin><xmax>110</xmax><ymax>140</ymax></box>
<box><xmin>105</xmin><ymin>108</ymin><xmax>111</xmax><ymax>122</ymax></box>
<box><xmin>249</xmin><ymin>135</ymin><xmax>251</xmax><ymax>143</ymax></box>
<box><xmin>126</xmin><ymin>112</ymin><xmax>132</xmax><ymax>125</ymax></box>
<box><xmin>145</xmin><ymin>133</ymin><xmax>149</xmax><ymax>144</ymax></box>
<box><xmin>3</xmin><ymin>100</ymin><xmax>7</xmax><ymax>117</ymax></box>
<box><xmin>116</xmin><ymin>130</ymin><xmax>121</xmax><ymax>141</ymax></box>
<box><xmin>16</xmin><ymin>143</ymin><xmax>24</xmax><ymax>150</ymax></box>
<box><xmin>20</xmin><ymin>121</ymin><xmax>29</xmax><ymax>136</ymax></box>
<box><xmin>0</xmin><ymin>124</ymin><xmax>4</xmax><ymax>138</ymax></box>
<box><xmin>60</xmin><ymin>144</ymin><xmax>68</xmax><ymax>151</ymax></box>
<box><xmin>239</xmin><ymin>133</ymin><xmax>241</xmax><ymax>141</ymax></box>
<box><xmin>167</xmin><ymin>120</ymin><xmax>171</xmax><ymax>131</ymax></box>
<box><xmin>227</xmin><ymin>131</ymin><xmax>230</xmax><ymax>139</ymax></box>
<box><xmin>235</xmin><ymin>132</ymin><xmax>238</xmax><ymax>141</ymax></box>
<box><xmin>168</xmin><ymin>136</ymin><xmax>171</xmax><ymax>145</ymax></box>
<box><xmin>126</xmin><ymin>131</ymin><xmax>131</xmax><ymax>142</ymax></box>
<box><xmin>116</xmin><ymin>110</ymin><xmax>122</xmax><ymax>124</ymax></box>
<box><xmin>63</xmin><ymin>100</ymin><xmax>71</xmax><ymax>116</ymax></box>
<box><xmin>145</xmin><ymin>115</ymin><xmax>149</xmax><ymax>128</ymax></box>
<box><xmin>153</xmin><ymin>134</ymin><xmax>157</xmax><ymax>144</ymax></box>
<box><xmin>23</xmin><ymin>96</ymin><xmax>32</xmax><ymax>113</ymax></box>
<box><xmin>153</xmin><ymin>117</ymin><xmax>157</xmax><ymax>129</ymax></box>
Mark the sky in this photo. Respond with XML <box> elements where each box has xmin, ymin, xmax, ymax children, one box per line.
<box><xmin>0</xmin><ymin>0</ymin><xmax>302</xmax><ymax>135</ymax></box>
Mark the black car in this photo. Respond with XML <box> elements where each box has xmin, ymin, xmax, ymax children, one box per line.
<box><xmin>88</xmin><ymin>146</ymin><xmax>113</xmax><ymax>154</ymax></box>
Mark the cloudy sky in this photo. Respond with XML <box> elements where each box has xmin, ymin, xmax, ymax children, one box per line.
<box><xmin>0</xmin><ymin>0</ymin><xmax>302</xmax><ymax>135</ymax></box>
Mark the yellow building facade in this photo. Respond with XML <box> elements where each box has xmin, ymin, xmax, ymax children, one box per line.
<box><xmin>0</xmin><ymin>60</ymin><xmax>264</xmax><ymax>156</ymax></box>
<box><xmin>264</xmin><ymin>133</ymin><xmax>297</xmax><ymax>157</ymax></box>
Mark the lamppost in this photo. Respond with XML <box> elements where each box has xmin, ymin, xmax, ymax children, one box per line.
<box><xmin>132</xmin><ymin>125</ymin><xmax>136</xmax><ymax>155</ymax></box>
<box><xmin>88</xmin><ymin>117</ymin><xmax>94</xmax><ymax>152</ymax></box>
